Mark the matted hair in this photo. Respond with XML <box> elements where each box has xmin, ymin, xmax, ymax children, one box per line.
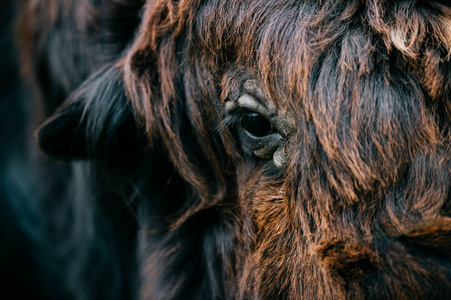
<box><xmin>6</xmin><ymin>0</ymin><xmax>451</xmax><ymax>299</ymax></box>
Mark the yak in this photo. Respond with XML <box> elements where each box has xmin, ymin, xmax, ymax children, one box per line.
<box><xmin>1</xmin><ymin>0</ymin><xmax>451</xmax><ymax>299</ymax></box>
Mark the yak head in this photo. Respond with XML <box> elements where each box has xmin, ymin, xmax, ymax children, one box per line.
<box><xmin>38</xmin><ymin>0</ymin><xmax>451</xmax><ymax>299</ymax></box>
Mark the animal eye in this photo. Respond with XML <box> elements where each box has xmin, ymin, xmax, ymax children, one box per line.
<box><xmin>241</xmin><ymin>112</ymin><xmax>273</xmax><ymax>137</ymax></box>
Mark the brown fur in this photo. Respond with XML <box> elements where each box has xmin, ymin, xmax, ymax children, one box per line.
<box><xmin>122</xmin><ymin>1</ymin><xmax>451</xmax><ymax>298</ymax></box>
<box><xmin>14</xmin><ymin>0</ymin><xmax>451</xmax><ymax>299</ymax></box>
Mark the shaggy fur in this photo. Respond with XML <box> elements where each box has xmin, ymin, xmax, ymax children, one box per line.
<box><xmin>2</xmin><ymin>0</ymin><xmax>451</xmax><ymax>298</ymax></box>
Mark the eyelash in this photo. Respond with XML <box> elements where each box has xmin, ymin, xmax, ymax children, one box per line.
<box><xmin>225</xmin><ymin>108</ymin><xmax>274</xmax><ymax>136</ymax></box>
<box><xmin>224</xmin><ymin>108</ymin><xmax>255</xmax><ymax>127</ymax></box>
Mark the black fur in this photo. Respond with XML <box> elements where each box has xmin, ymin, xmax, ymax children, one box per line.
<box><xmin>3</xmin><ymin>0</ymin><xmax>451</xmax><ymax>299</ymax></box>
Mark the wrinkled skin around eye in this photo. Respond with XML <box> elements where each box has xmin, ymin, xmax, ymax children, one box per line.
<box><xmin>225</xmin><ymin>80</ymin><xmax>296</xmax><ymax>168</ymax></box>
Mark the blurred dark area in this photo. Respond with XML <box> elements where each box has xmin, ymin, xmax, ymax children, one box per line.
<box><xmin>0</xmin><ymin>1</ymin><xmax>140</xmax><ymax>297</ymax></box>
<box><xmin>0</xmin><ymin>0</ymin><xmax>65</xmax><ymax>297</ymax></box>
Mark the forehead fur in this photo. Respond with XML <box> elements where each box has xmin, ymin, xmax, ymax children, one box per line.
<box><xmin>125</xmin><ymin>0</ymin><xmax>451</xmax><ymax>118</ymax></box>
<box><xmin>122</xmin><ymin>0</ymin><xmax>451</xmax><ymax>202</ymax></box>
<box><xmin>125</xmin><ymin>0</ymin><xmax>451</xmax><ymax>162</ymax></box>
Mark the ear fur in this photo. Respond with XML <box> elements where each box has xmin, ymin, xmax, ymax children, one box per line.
<box><xmin>37</xmin><ymin>64</ymin><xmax>145</xmax><ymax>164</ymax></box>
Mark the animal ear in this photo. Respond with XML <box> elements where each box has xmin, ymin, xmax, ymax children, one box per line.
<box><xmin>37</xmin><ymin>97</ymin><xmax>88</xmax><ymax>160</ymax></box>
<box><xmin>37</xmin><ymin>64</ymin><xmax>145</xmax><ymax>163</ymax></box>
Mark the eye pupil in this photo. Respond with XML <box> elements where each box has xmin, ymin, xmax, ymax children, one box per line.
<box><xmin>241</xmin><ymin>112</ymin><xmax>273</xmax><ymax>137</ymax></box>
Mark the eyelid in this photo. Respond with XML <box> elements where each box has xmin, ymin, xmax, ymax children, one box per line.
<box><xmin>224</xmin><ymin>80</ymin><xmax>295</xmax><ymax>139</ymax></box>
<box><xmin>225</xmin><ymin>94</ymin><xmax>276</xmax><ymax>122</ymax></box>
<box><xmin>225</xmin><ymin>80</ymin><xmax>274</xmax><ymax>114</ymax></box>
<box><xmin>239</xmin><ymin>95</ymin><xmax>275</xmax><ymax>118</ymax></box>
<box><xmin>242</xmin><ymin>80</ymin><xmax>277</xmax><ymax>112</ymax></box>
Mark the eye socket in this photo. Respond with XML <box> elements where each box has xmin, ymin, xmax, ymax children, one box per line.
<box><xmin>241</xmin><ymin>111</ymin><xmax>273</xmax><ymax>137</ymax></box>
